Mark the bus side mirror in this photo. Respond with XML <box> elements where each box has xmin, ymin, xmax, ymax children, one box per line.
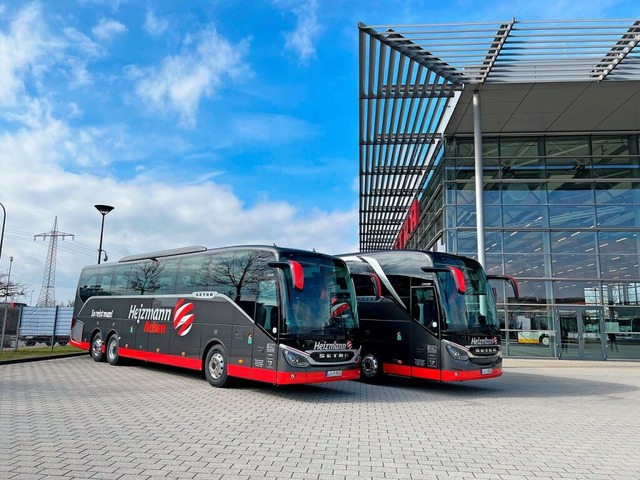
<box><xmin>487</xmin><ymin>274</ymin><xmax>520</xmax><ymax>300</ymax></box>
<box><xmin>268</xmin><ymin>261</ymin><xmax>305</xmax><ymax>291</ymax></box>
<box><xmin>421</xmin><ymin>266</ymin><xmax>466</xmax><ymax>294</ymax></box>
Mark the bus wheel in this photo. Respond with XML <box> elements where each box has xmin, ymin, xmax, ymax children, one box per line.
<box><xmin>540</xmin><ymin>335</ymin><xmax>550</xmax><ymax>347</ymax></box>
<box><xmin>106</xmin><ymin>335</ymin><xmax>121</xmax><ymax>366</ymax></box>
<box><xmin>91</xmin><ymin>333</ymin><xmax>104</xmax><ymax>362</ymax></box>
<box><xmin>361</xmin><ymin>351</ymin><xmax>383</xmax><ymax>383</ymax></box>
<box><xmin>205</xmin><ymin>345</ymin><xmax>229</xmax><ymax>388</ymax></box>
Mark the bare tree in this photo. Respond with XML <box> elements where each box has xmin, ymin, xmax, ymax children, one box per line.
<box><xmin>126</xmin><ymin>260</ymin><xmax>165</xmax><ymax>295</ymax></box>
<box><xmin>0</xmin><ymin>271</ymin><xmax>28</xmax><ymax>301</ymax></box>
<box><xmin>199</xmin><ymin>251</ymin><xmax>272</xmax><ymax>302</ymax></box>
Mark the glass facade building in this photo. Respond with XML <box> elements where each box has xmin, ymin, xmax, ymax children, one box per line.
<box><xmin>404</xmin><ymin>135</ymin><xmax>640</xmax><ymax>360</ymax></box>
<box><xmin>357</xmin><ymin>20</ymin><xmax>640</xmax><ymax>361</ymax></box>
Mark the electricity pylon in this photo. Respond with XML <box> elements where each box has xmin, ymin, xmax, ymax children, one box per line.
<box><xmin>34</xmin><ymin>217</ymin><xmax>74</xmax><ymax>307</ymax></box>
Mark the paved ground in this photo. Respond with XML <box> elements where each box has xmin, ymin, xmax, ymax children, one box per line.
<box><xmin>1</xmin><ymin>356</ymin><xmax>639</xmax><ymax>480</ymax></box>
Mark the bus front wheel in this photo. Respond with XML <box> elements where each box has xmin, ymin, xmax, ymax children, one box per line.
<box><xmin>91</xmin><ymin>333</ymin><xmax>104</xmax><ymax>362</ymax></box>
<box><xmin>205</xmin><ymin>345</ymin><xmax>229</xmax><ymax>388</ymax></box>
<box><xmin>106</xmin><ymin>335</ymin><xmax>121</xmax><ymax>366</ymax></box>
<box><xmin>361</xmin><ymin>351</ymin><xmax>383</xmax><ymax>383</ymax></box>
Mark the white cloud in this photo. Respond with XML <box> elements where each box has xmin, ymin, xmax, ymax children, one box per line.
<box><xmin>144</xmin><ymin>9</ymin><xmax>169</xmax><ymax>36</ymax></box>
<box><xmin>92</xmin><ymin>18</ymin><xmax>127</xmax><ymax>41</ymax></box>
<box><xmin>0</xmin><ymin>3</ymin><xmax>54</xmax><ymax>106</ymax></box>
<box><xmin>277</xmin><ymin>0</ymin><xmax>321</xmax><ymax>65</ymax></box>
<box><xmin>130</xmin><ymin>26</ymin><xmax>251</xmax><ymax>127</ymax></box>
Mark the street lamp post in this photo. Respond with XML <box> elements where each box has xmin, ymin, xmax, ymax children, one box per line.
<box><xmin>0</xmin><ymin>202</ymin><xmax>6</xmax><ymax>261</ymax></box>
<box><xmin>4</xmin><ymin>256</ymin><xmax>13</xmax><ymax>301</ymax></box>
<box><xmin>95</xmin><ymin>205</ymin><xmax>114</xmax><ymax>265</ymax></box>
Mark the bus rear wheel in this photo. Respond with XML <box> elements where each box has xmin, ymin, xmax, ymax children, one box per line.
<box><xmin>91</xmin><ymin>333</ymin><xmax>104</xmax><ymax>362</ymax></box>
<box><xmin>361</xmin><ymin>351</ymin><xmax>383</xmax><ymax>383</ymax></box>
<box><xmin>205</xmin><ymin>345</ymin><xmax>229</xmax><ymax>388</ymax></box>
<box><xmin>106</xmin><ymin>335</ymin><xmax>121</xmax><ymax>366</ymax></box>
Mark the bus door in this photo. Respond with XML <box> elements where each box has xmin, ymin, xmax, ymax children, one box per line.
<box><xmin>249</xmin><ymin>279</ymin><xmax>279</xmax><ymax>380</ymax></box>
<box><xmin>410</xmin><ymin>284</ymin><xmax>441</xmax><ymax>378</ymax></box>
<box><xmin>557</xmin><ymin>307</ymin><xmax>606</xmax><ymax>360</ymax></box>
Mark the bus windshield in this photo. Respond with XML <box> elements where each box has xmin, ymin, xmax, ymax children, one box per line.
<box><xmin>434</xmin><ymin>258</ymin><xmax>499</xmax><ymax>334</ymax></box>
<box><xmin>281</xmin><ymin>255</ymin><xmax>358</xmax><ymax>336</ymax></box>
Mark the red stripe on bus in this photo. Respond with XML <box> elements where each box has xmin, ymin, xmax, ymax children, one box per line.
<box><xmin>440</xmin><ymin>367</ymin><xmax>502</xmax><ymax>382</ymax></box>
<box><xmin>410</xmin><ymin>366</ymin><xmax>442</xmax><ymax>381</ymax></box>
<box><xmin>383</xmin><ymin>363</ymin><xmax>412</xmax><ymax>377</ymax></box>
<box><xmin>69</xmin><ymin>339</ymin><xmax>89</xmax><ymax>350</ymax></box>
<box><xmin>276</xmin><ymin>368</ymin><xmax>360</xmax><ymax>385</ymax></box>
<box><xmin>119</xmin><ymin>347</ymin><xmax>202</xmax><ymax>371</ymax></box>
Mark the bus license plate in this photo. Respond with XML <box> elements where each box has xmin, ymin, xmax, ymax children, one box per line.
<box><xmin>481</xmin><ymin>368</ymin><xmax>493</xmax><ymax>375</ymax></box>
<box><xmin>326</xmin><ymin>370</ymin><xmax>343</xmax><ymax>378</ymax></box>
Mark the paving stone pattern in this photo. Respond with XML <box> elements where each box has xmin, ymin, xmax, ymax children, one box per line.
<box><xmin>1</xmin><ymin>356</ymin><xmax>639</xmax><ymax>479</ymax></box>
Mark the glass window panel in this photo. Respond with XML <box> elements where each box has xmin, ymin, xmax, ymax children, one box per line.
<box><xmin>553</xmin><ymin>280</ymin><xmax>599</xmax><ymax>304</ymax></box>
<box><xmin>456</xmin><ymin>230</ymin><xmax>477</xmax><ymax>254</ymax></box>
<box><xmin>597</xmin><ymin>205</ymin><xmax>640</xmax><ymax>228</ymax></box>
<box><xmin>455</xmin><ymin>138</ymin><xmax>474</xmax><ymax>157</ymax></box>
<box><xmin>484</xmin><ymin>183</ymin><xmax>501</xmax><ymax>204</ymax></box>
<box><xmin>485</xmin><ymin>206</ymin><xmax>502</xmax><ymax>228</ymax></box>
<box><xmin>592</xmin><ymin>136</ymin><xmax>631</xmax><ymax>156</ymax></box>
<box><xmin>485</xmin><ymin>232</ymin><xmax>503</xmax><ymax>254</ymax></box>
<box><xmin>445</xmin><ymin>205</ymin><xmax>456</xmax><ymax>229</ymax></box>
<box><xmin>603</xmin><ymin>287</ymin><xmax>640</xmax><ymax>307</ymax></box>
<box><xmin>547</xmin><ymin>182</ymin><xmax>593</xmax><ymax>204</ymax></box>
<box><xmin>455</xmin><ymin>157</ymin><xmax>475</xmax><ymax>180</ymax></box>
<box><xmin>502</xmin><ymin>182</ymin><xmax>546</xmax><ymax>204</ymax></box>
<box><xmin>453</xmin><ymin>183</ymin><xmax>475</xmax><ymax>205</ymax></box>
<box><xmin>503</xmin><ymin>205</ymin><xmax>547</xmax><ymax>228</ymax></box>
<box><xmin>456</xmin><ymin>205</ymin><xmax>476</xmax><ymax>227</ymax></box>
<box><xmin>483</xmin><ymin>138</ymin><xmax>500</xmax><ymax>157</ymax></box>
<box><xmin>549</xmin><ymin>206</ymin><xmax>595</xmax><ymax>228</ymax></box>
<box><xmin>600</xmin><ymin>255</ymin><xmax>640</xmax><ymax>280</ymax></box>
<box><xmin>504</xmin><ymin>231</ymin><xmax>544</xmax><ymax>253</ymax></box>
<box><xmin>550</xmin><ymin>231</ymin><xmax>596</xmax><ymax>254</ymax></box>
<box><xmin>485</xmin><ymin>254</ymin><xmax>504</xmax><ymax>276</ymax></box>
<box><xmin>504</xmin><ymin>254</ymin><xmax>548</xmax><ymax>278</ymax></box>
<box><xmin>546</xmin><ymin>159</ymin><xmax>591</xmax><ymax>179</ymax></box>
<box><xmin>598</xmin><ymin>232</ymin><xmax>640</xmax><ymax>255</ymax></box>
<box><xmin>445</xmin><ymin>183</ymin><xmax>457</xmax><ymax>204</ymax></box>
<box><xmin>484</xmin><ymin>157</ymin><xmax>501</xmax><ymax>180</ymax></box>
<box><xmin>500</xmin><ymin>137</ymin><xmax>541</xmax><ymax>158</ymax></box>
<box><xmin>592</xmin><ymin>157</ymin><xmax>639</xmax><ymax>179</ymax></box>
<box><xmin>512</xmin><ymin>280</ymin><xmax>552</xmax><ymax>304</ymax></box>
<box><xmin>545</xmin><ymin>136</ymin><xmax>590</xmax><ymax>157</ymax></box>
<box><xmin>552</xmin><ymin>254</ymin><xmax>598</xmax><ymax>278</ymax></box>
<box><xmin>595</xmin><ymin>181</ymin><xmax>640</xmax><ymax>205</ymax></box>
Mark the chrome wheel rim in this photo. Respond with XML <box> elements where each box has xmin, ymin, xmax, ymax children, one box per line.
<box><xmin>208</xmin><ymin>352</ymin><xmax>225</xmax><ymax>380</ymax></box>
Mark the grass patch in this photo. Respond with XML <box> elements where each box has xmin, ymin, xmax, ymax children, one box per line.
<box><xmin>0</xmin><ymin>345</ymin><xmax>84</xmax><ymax>362</ymax></box>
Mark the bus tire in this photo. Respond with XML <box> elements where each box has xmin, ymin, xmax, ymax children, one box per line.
<box><xmin>540</xmin><ymin>334</ymin><xmax>550</xmax><ymax>347</ymax></box>
<box><xmin>204</xmin><ymin>345</ymin><xmax>229</xmax><ymax>388</ymax></box>
<box><xmin>360</xmin><ymin>351</ymin><xmax>383</xmax><ymax>383</ymax></box>
<box><xmin>91</xmin><ymin>332</ymin><xmax>104</xmax><ymax>362</ymax></box>
<box><xmin>106</xmin><ymin>335</ymin><xmax>121</xmax><ymax>366</ymax></box>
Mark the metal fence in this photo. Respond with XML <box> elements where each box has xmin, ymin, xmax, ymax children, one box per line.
<box><xmin>1</xmin><ymin>305</ymin><xmax>73</xmax><ymax>351</ymax></box>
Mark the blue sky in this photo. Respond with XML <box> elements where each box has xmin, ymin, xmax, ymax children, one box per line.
<box><xmin>1</xmin><ymin>0</ymin><xmax>638</xmax><ymax>304</ymax></box>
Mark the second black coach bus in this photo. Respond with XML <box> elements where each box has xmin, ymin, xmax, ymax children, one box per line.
<box><xmin>339</xmin><ymin>250</ymin><xmax>518</xmax><ymax>383</ymax></box>
<box><xmin>70</xmin><ymin>245</ymin><xmax>361</xmax><ymax>387</ymax></box>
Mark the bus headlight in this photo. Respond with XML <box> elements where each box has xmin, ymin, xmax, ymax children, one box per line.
<box><xmin>283</xmin><ymin>349</ymin><xmax>310</xmax><ymax>368</ymax></box>
<box><xmin>446</xmin><ymin>344</ymin><xmax>469</xmax><ymax>361</ymax></box>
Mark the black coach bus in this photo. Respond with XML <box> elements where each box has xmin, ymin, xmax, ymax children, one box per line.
<box><xmin>339</xmin><ymin>250</ymin><xmax>518</xmax><ymax>383</ymax></box>
<box><xmin>70</xmin><ymin>245</ymin><xmax>360</xmax><ymax>387</ymax></box>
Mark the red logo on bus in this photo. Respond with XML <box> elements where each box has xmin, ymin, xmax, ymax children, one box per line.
<box><xmin>173</xmin><ymin>299</ymin><xmax>194</xmax><ymax>336</ymax></box>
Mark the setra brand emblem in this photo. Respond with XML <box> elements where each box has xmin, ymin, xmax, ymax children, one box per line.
<box><xmin>173</xmin><ymin>299</ymin><xmax>195</xmax><ymax>336</ymax></box>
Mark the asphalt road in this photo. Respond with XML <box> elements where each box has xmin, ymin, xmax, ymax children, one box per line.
<box><xmin>1</xmin><ymin>356</ymin><xmax>639</xmax><ymax>479</ymax></box>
